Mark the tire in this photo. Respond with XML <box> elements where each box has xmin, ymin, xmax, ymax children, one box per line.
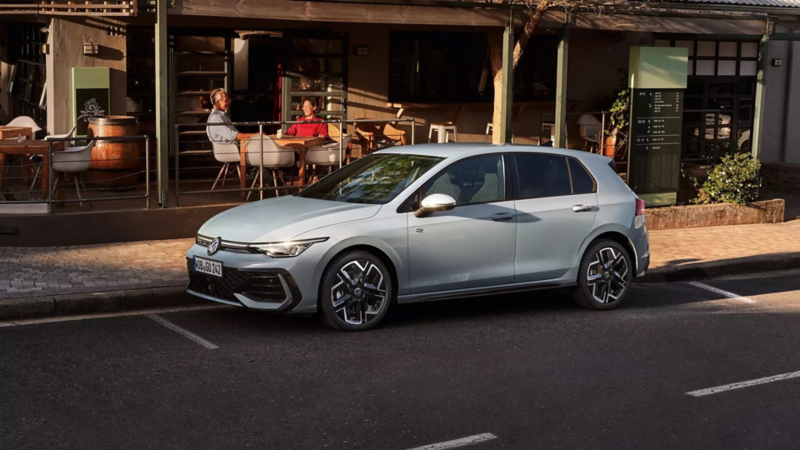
<box><xmin>572</xmin><ymin>239</ymin><xmax>632</xmax><ymax>310</ymax></box>
<box><xmin>319</xmin><ymin>250</ymin><xmax>393</xmax><ymax>331</ymax></box>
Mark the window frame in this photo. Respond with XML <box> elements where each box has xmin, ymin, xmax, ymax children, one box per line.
<box><xmin>396</xmin><ymin>153</ymin><xmax>510</xmax><ymax>214</ymax></box>
<box><xmin>510</xmin><ymin>153</ymin><xmax>597</xmax><ymax>201</ymax></box>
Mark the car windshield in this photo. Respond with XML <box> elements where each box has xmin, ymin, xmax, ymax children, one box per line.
<box><xmin>296</xmin><ymin>153</ymin><xmax>444</xmax><ymax>204</ymax></box>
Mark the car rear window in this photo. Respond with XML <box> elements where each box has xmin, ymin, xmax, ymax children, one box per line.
<box><xmin>569</xmin><ymin>158</ymin><xmax>596</xmax><ymax>194</ymax></box>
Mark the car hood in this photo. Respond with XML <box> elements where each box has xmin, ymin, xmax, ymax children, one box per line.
<box><xmin>198</xmin><ymin>196</ymin><xmax>381</xmax><ymax>243</ymax></box>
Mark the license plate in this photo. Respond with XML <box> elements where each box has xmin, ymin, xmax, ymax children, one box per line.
<box><xmin>194</xmin><ymin>256</ymin><xmax>222</xmax><ymax>278</ymax></box>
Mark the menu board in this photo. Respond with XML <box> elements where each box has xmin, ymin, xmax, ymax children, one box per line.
<box><xmin>627</xmin><ymin>89</ymin><xmax>684</xmax><ymax>197</ymax></box>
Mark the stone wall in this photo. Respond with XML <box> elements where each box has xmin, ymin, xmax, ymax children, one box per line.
<box><xmin>645</xmin><ymin>199</ymin><xmax>785</xmax><ymax>231</ymax></box>
<box><xmin>762</xmin><ymin>163</ymin><xmax>800</xmax><ymax>192</ymax></box>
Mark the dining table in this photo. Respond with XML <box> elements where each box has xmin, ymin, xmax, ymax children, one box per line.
<box><xmin>239</xmin><ymin>135</ymin><xmax>325</xmax><ymax>199</ymax></box>
<box><xmin>0</xmin><ymin>140</ymin><xmax>52</xmax><ymax>198</ymax></box>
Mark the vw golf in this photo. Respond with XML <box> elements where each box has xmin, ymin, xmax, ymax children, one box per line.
<box><xmin>186</xmin><ymin>144</ymin><xmax>650</xmax><ymax>331</ymax></box>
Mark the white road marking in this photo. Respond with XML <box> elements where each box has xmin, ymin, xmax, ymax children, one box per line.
<box><xmin>406</xmin><ymin>433</ymin><xmax>497</xmax><ymax>450</ymax></box>
<box><xmin>687</xmin><ymin>370</ymin><xmax>800</xmax><ymax>397</ymax></box>
<box><xmin>688</xmin><ymin>281</ymin><xmax>757</xmax><ymax>304</ymax></box>
<box><xmin>146</xmin><ymin>314</ymin><xmax>218</xmax><ymax>350</ymax></box>
<box><xmin>0</xmin><ymin>305</ymin><xmax>229</xmax><ymax>328</ymax></box>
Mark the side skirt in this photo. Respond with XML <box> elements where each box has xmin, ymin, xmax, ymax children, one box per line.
<box><xmin>397</xmin><ymin>280</ymin><xmax>577</xmax><ymax>305</ymax></box>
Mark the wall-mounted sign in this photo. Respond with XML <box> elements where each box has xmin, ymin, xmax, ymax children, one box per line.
<box><xmin>72</xmin><ymin>67</ymin><xmax>110</xmax><ymax>136</ymax></box>
<box><xmin>627</xmin><ymin>47</ymin><xmax>688</xmax><ymax>207</ymax></box>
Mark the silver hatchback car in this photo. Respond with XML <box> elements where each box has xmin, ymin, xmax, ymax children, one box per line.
<box><xmin>186</xmin><ymin>144</ymin><xmax>650</xmax><ymax>331</ymax></box>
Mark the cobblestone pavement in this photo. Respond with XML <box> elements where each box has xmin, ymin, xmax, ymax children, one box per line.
<box><xmin>1</xmin><ymin>220</ymin><xmax>799</xmax><ymax>300</ymax></box>
<box><xmin>0</xmin><ymin>239</ymin><xmax>193</xmax><ymax>300</ymax></box>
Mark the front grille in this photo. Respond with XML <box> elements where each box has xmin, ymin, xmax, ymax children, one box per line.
<box><xmin>186</xmin><ymin>259</ymin><xmax>290</xmax><ymax>304</ymax></box>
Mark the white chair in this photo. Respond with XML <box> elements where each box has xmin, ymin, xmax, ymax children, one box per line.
<box><xmin>5</xmin><ymin>116</ymin><xmax>42</xmax><ymax>136</ymax></box>
<box><xmin>578</xmin><ymin>114</ymin><xmax>602</xmax><ymax>153</ymax></box>
<box><xmin>306</xmin><ymin>135</ymin><xmax>351</xmax><ymax>183</ymax></box>
<box><xmin>51</xmin><ymin>140</ymin><xmax>96</xmax><ymax>209</ymax></box>
<box><xmin>30</xmin><ymin>125</ymin><xmax>78</xmax><ymax>194</ymax></box>
<box><xmin>428</xmin><ymin>122</ymin><xmax>458</xmax><ymax>143</ymax></box>
<box><xmin>210</xmin><ymin>141</ymin><xmax>241</xmax><ymax>193</ymax></box>
<box><xmin>244</xmin><ymin>136</ymin><xmax>295</xmax><ymax>201</ymax></box>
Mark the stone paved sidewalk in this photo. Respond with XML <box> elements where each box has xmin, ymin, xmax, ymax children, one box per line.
<box><xmin>1</xmin><ymin>220</ymin><xmax>799</xmax><ymax>301</ymax></box>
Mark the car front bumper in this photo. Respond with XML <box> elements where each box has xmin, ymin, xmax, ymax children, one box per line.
<box><xmin>185</xmin><ymin>242</ymin><xmax>326</xmax><ymax>313</ymax></box>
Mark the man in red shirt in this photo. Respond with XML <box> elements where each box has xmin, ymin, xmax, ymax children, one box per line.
<box><xmin>285</xmin><ymin>98</ymin><xmax>329</xmax><ymax>138</ymax></box>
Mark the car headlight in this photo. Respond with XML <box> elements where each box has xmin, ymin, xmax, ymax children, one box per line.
<box><xmin>248</xmin><ymin>238</ymin><xmax>328</xmax><ymax>258</ymax></box>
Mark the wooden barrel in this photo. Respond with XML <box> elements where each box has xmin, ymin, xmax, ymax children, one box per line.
<box><xmin>87</xmin><ymin>116</ymin><xmax>142</xmax><ymax>188</ymax></box>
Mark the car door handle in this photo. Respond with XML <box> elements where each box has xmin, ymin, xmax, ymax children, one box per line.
<box><xmin>491</xmin><ymin>213</ymin><xmax>514</xmax><ymax>221</ymax></box>
<box><xmin>572</xmin><ymin>204</ymin><xmax>592</xmax><ymax>212</ymax></box>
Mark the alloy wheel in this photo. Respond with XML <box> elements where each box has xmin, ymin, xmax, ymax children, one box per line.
<box><xmin>586</xmin><ymin>247</ymin><xmax>629</xmax><ymax>304</ymax></box>
<box><xmin>330</xmin><ymin>260</ymin><xmax>388</xmax><ymax>325</ymax></box>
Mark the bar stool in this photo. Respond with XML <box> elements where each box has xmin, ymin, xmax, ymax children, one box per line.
<box><xmin>485</xmin><ymin>123</ymin><xmax>514</xmax><ymax>143</ymax></box>
<box><xmin>428</xmin><ymin>123</ymin><xmax>458</xmax><ymax>143</ymax></box>
<box><xmin>540</xmin><ymin>122</ymin><xmax>568</xmax><ymax>146</ymax></box>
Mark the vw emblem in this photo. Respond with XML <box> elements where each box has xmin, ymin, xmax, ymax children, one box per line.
<box><xmin>208</xmin><ymin>237</ymin><xmax>221</xmax><ymax>255</ymax></box>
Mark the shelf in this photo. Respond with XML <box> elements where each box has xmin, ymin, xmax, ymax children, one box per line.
<box><xmin>177</xmin><ymin>111</ymin><xmax>214</xmax><ymax>117</ymax></box>
<box><xmin>177</xmin><ymin>71</ymin><xmax>228</xmax><ymax>77</ymax></box>
<box><xmin>177</xmin><ymin>91</ymin><xmax>213</xmax><ymax>96</ymax></box>
<box><xmin>288</xmin><ymin>90</ymin><xmax>345</xmax><ymax>97</ymax></box>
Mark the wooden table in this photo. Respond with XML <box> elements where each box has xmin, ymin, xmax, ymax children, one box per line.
<box><xmin>0</xmin><ymin>126</ymin><xmax>35</xmax><ymax>184</ymax></box>
<box><xmin>240</xmin><ymin>135</ymin><xmax>325</xmax><ymax>198</ymax></box>
<box><xmin>0</xmin><ymin>140</ymin><xmax>51</xmax><ymax>198</ymax></box>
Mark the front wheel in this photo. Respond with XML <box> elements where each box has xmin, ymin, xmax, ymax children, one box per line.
<box><xmin>319</xmin><ymin>250</ymin><xmax>393</xmax><ymax>331</ymax></box>
<box><xmin>572</xmin><ymin>240</ymin><xmax>632</xmax><ymax>310</ymax></box>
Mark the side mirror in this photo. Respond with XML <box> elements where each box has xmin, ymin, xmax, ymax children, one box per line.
<box><xmin>415</xmin><ymin>194</ymin><xmax>456</xmax><ymax>218</ymax></box>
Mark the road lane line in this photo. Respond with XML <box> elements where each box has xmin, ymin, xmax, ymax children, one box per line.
<box><xmin>0</xmin><ymin>305</ymin><xmax>229</xmax><ymax>328</ymax></box>
<box><xmin>688</xmin><ymin>281</ymin><xmax>756</xmax><ymax>304</ymax></box>
<box><xmin>406</xmin><ymin>433</ymin><xmax>497</xmax><ymax>450</ymax></box>
<box><xmin>147</xmin><ymin>314</ymin><xmax>218</xmax><ymax>350</ymax></box>
<box><xmin>687</xmin><ymin>370</ymin><xmax>800</xmax><ymax>397</ymax></box>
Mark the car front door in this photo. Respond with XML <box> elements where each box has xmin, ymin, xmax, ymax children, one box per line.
<box><xmin>406</xmin><ymin>154</ymin><xmax>516</xmax><ymax>294</ymax></box>
<box><xmin>512</xmin><ymin>154</ymin><xmax>598</xmax><ymax>282</ymax></box>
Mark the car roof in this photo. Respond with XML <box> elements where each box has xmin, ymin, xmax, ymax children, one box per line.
<box><xmin>378</xmin><ymin>143</ymin><xmax>612</xmax><ymax>164</ymax></box>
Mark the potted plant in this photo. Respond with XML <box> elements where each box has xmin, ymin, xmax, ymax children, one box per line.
<box><xmin>605</xmin><ymin>87</ymin><xmax>630</xmax><ymax>160</ymax></box>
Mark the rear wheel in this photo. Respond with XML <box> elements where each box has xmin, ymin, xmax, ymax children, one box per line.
<box><xmin>572</xmin><ymin>240</ymin><xmax>632</xmax><ymax>310</ymax></box>
<box><xmin>319</xmin><ymin>250</ymin><xmax>393</xmax><ymax>331</ymax></box>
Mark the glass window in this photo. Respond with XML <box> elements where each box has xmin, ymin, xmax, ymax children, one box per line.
<box><xmin>515</xmin><ymin>154</ymin><xmax>571</xmax><ymax>199</ymax></box>
<box><xmin>696</xmin><ymin>60</ymin><xmax>715</xmax><ymax>75</ymax></box>
<box><xmin>719</xmin><ymin>42</ymin><xmax>738</xmax><ymax>57</ymax></box>
<box><xmin>741</xmin><ymin>42</ymin><xmax>759</xmax><ymax>58</ymax></box>
<box><xmin>424</xmin><ymin>155</ymin><xmax>504</xmax><ymax>206</ymax></box>
<box><xmin>718</xmin><ymin>60</ymin><xmax>737</xmax><ymax>76</ymax></box>
<box><xmin>569</xmin><ymin>158</ymin><xmax>595</xmax><ymax>194</ymax></box>
<box><xmin>740</xmin><ymin>61</ymin><xmax>758</xmax><ymax>76</ymax></box>
<box><xmin>697</xmin><ymin>41</ymin><xmax>717</xmax><ymax>57</ymax></box>
<box><xmin>297</xmin><ymin>154</ymin><xmax>443</xmax><ymax>204</ymax></box>
<box><xmin>655</xmin><ymin>39</ymin><xmax>671</xmax><ymax>47</ymax></box>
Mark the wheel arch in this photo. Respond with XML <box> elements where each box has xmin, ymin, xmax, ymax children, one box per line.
<box><xmin>586</xmin><ymin>231</ymin><xmax>638</xmax><ymax>273</ymax></box>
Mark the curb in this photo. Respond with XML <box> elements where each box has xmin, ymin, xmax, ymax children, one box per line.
<box><xmin>0</xmin><ymin>285</ymin><xmax>202</xmax><ymax>322</ymax></box>
<box><xmin>639</xmin><ymin>254</ymin><xmax>800</xmax><ymax>284</ymax></box>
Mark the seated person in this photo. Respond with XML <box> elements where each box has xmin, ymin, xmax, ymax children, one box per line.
<box><xmin>206</xmin><ymin>88</ymin><xmax>259</xmax><ymax>144</ymax></box>
<box><xmin>285</xmin><ymin>98</ymin><xmax>329</xmax><ymax>138</ymax></box>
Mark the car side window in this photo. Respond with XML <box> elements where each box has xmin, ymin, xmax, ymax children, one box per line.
<box><xmin>514</xmin><ymin>154</ymin><xmax>571</xmax><ymax>199</ymax></box>
<box><xmin>423</xmin><ymin>155</ymin><xmax>504</xmax><ymax>206</ymax></box>
<box><xmin>568</xmin><ymin>158</ymin><xmax>596</xmax><ymax>194</ymax></box>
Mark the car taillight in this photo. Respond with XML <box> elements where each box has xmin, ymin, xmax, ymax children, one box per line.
<box><xmin>635</xmin><ymin>198</ymin><xmax>645</xmax><ymax>216</ymax></box>
<box><xmin>635</xmin><ymin>197</ymin><xmax>646</xmax><ymax>229</ymax></box>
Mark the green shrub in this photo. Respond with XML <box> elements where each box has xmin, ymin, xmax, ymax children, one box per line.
<box><xmin>694</xmin><ymin>153</ymin><xmax>760</xmax><ymax>205</ymax></box>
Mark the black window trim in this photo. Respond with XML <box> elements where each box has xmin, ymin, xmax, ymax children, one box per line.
<box><xmin>396</xmin><ymin>152</ymin><xmax>511</xmax><ymax>214</ymax></box>
<box><xmin>510</xmin><ymin>153</ymin><xmax>597</xmax><ymax>201</ymax></box>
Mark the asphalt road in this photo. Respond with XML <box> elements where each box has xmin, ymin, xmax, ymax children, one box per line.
<box><xmin>2</xmin><ymin>271</ymin><xmax>800</xmax><ymax>450</ymax></box>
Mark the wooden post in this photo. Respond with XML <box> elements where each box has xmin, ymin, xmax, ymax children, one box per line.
<box><xmin>155</xmin><ymin>0</ymin><xmax>169</xmax><ymax>207</ymax></box>
<box><xmin>751</xmin><ymin>34</ymin><xmax>768</xmax><ymax>160</ymax></box>
<box><xmin>554</xmin><ymin>26</ymin><xmax>569</xmax><ymax>149</ymax></box>
<box><xmin>499</xmin><ymin>10</ymin><xmax>514</xmax><ymax>145</ymax></box>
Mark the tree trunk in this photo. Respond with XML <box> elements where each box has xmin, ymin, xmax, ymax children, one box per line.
<box><xmin>489</xmin><ymin>2</ymin><xmax>549</xmax><ymax>145</ymax></box>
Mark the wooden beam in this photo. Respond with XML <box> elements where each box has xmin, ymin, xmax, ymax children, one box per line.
<box><xmin>499</xmin><ymin>12</ymin><xmax>513</xmax><ymax>145</ymax></box>
<box><xmin>752</xmin><ymin>34</ymin><xmax>768</xmax><ymax>160</ymax></box>
<box><xmin>554</xmin><ymin>26</ymin><xmax>568</xmax><ymax>149</ymax></box>
<box><xmin>156</xmin><ymin>0</ymin><xmax>169</xmax><ymax>207</ymax></box>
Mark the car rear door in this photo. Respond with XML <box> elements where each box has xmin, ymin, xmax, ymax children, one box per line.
<box><xmin>511</xmin><ymin>153</ymin><xmax>598</xmax><ymax>283</ymax></box>
<box><xmin>406</xmin><ymin>154</ymin><xmax>517</xmax><ymax>294</ymax></box>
